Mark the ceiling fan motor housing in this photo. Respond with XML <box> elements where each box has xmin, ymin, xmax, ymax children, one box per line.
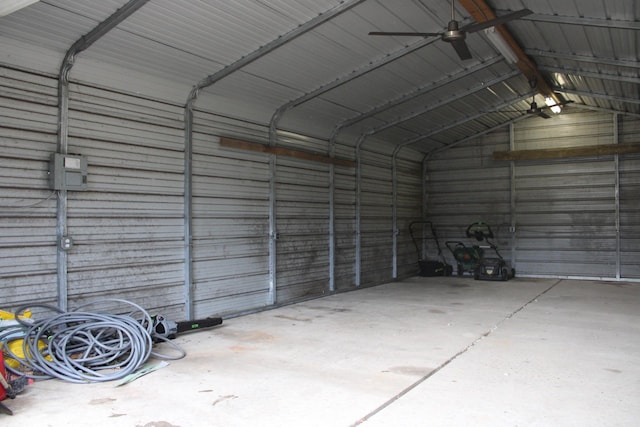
<box><xmin>443</xmin><ymin>20</ymin><xmax>465</xmax><ymax>42</ymax></box>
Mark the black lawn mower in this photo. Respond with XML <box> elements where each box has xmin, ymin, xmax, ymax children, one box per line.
<box><xmin>409</xmin><ymin>221</ymin><xmax>453</xmax><ymax>277</ymax></box>
<box><xmin>446</xmin><ymin>222</ymin><xmax>515</xmax><ymax>281</ymax></box>
<box><xmin>445</xmin><ymin>239</ymin><xmax>482</xmax><ymax>277</ymax></box>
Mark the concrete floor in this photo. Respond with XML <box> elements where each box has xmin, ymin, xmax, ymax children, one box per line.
<box><xmin>3</xmin><ymin>277</ymin><xmax>639</xmax><ymax>426</ymax></box>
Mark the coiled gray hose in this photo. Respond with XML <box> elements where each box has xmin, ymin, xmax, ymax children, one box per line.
<box><xmin>2</xmin><ymin>299</ymin><xmax>185</xmax><ymax>383</ymax></box>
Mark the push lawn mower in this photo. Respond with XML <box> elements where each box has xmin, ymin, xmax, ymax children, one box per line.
<box><xmin>445</xmin><ymin>238</ymin><xmax>482</xmax><ymax>277</ymax></box>
<box><xmin>466</xmin><ymin>222</ymin><xmax>515</xmax><ymax>281</ymax></box>
<box><xmin>446</xmin><ymin>222</ymin><xmax>515</xmax><ymax>281</ymax></box>
<box><xmin>409</xmin><ymin>221</ymin><xmax>453</xmax><ymax>277</ymax></box>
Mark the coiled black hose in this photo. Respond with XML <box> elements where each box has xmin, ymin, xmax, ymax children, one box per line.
<box><xmin>2</xmin><ymin>299</ymin><xmax>185</xmax><ymax>383</ymax></box>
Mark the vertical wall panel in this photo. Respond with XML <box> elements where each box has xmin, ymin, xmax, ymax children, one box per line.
<box><xmin>192</xmin><ymin>112</ymin><xmax>271</xmax><ymax>317</ymax></box>
<box><xmin>618</xmin><ymin>115</ymin><xmax>640</xmax><ymax>279</ymax></box>
<box><xmin>0</xmin><ymin>67</ymin><xmax>58</xmax><ymax>308</ymax></box>
<box><xmin>66</xmin><ymin>84</ymin><xmax>186</xmax><ymax>318</ymax></box>
<box><xmin>360</xmin><ymin>145</ymin><xmax>394</xmax><ymax>285</ymax></box>
<box><xmin>275</xmin><ymin>154</ymin><xmax>330</xmax><ymax>301</ymax></box>
<box><xmin>513</xmin><ymin>112</ymin><xmax>617</xmax><ymax>278</ymax></box>
<box><xmin>395</xmin><ymin>152</ymin><xmax>423</xmax><ymax>277</ymax></box>
<box><xmin>334</xmin><ymin>160</ymin><xmax>356</xmax><ymax>290</ymax></box>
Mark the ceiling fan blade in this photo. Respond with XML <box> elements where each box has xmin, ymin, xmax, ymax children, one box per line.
<box><xmin>463</xmin><ymin>9</ymin><xmax>533</xmax><ymax>34</ymax></box>
<box><xmin>450</xmin><ymin>39</ymin><xmax>472</xmax><ymax>60</ymax></box>
<box><xmin>368</xmin><ymin>31</ymin><xmax>441</xmax><ymax>37</ymax></box>
<box><xmin>557</xmin><ymin>100</ymin><xmax>574</xmax><ymax>107</ymax></box>
<box><xmin>537</xmin><ymin>111</ymin><xmax>551</xmax><ymax>119</ymax></box>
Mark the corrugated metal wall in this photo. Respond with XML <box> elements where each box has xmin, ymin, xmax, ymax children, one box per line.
<box><xmin>426</xmin><ymin>128</ymin><xmax>513</xmax><ymax>272</ymax></box>
<box><xmin>275</xmin><ymin>155</ymin><xmax>330</xmax><ymax>301</ymax></box>
<box><xmin>0</xmin><ymin>66</ymin><xmax>187</xmax><ymax>317</ymax></box>
<box><xmin>395</xmin><ymin>153</ymin><xmax>424</xmax><ymax>277</ymax></box>
<box><xmin>1</xmin><ymin>67</ymin><xmax>58</xmax><ymax>308</ymax></box>
<box><xmin>5</xmin><ymin>61</ymin><xmax>635</xmax><ymax>322</ymax></box>
<box><xmin>191</xmin><ymin>112</ymin><xmax>271</xmax><ymax>317</ymax></box>
<box><xmin>0</xmin><ymin>63</ymin><xmax>426</xmax><ymax>317</ymax></box>
<box><xmin>426</xmin><ymin>110</ymin><xmax>640</xmax><ymax>281</ymax></box>
<box><xmin>359</xmin><ymin>146</ymin><xmax>393</xmax><ymax>285</ymax></box>
<box><xmin>513</xmin><ymin>112</ymin><xmax>617</xmax><ymax>278</ymax></box>
<box><xmin>333</xmin><ymin>142</ymin><xmax>357</xmax><ymax>291</ymax></box>
<box><xmin>619</xmin><ymin>115</ymin><xmax>640</xmax><ymax>279</ymax></box>
<box><xmin>66</xmin><ymin>80</ymin><xmax>186</xmax><ymax>318</ymax></box>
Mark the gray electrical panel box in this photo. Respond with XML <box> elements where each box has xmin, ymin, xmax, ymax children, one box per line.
<box><xmin>49</xmin><ymin>153</ymin><xmax>88</xmax><ymax>190</ymax></box>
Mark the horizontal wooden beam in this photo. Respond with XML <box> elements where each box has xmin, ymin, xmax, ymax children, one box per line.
<box><xmin>493</xmin><ymin>142</ymin><xmax>640</xmax><ymax>161</ymax></box>
<box><xmin>219</xmin><ymin>137</ymin><xmax>356</xmax><ymax>168</ymax></box>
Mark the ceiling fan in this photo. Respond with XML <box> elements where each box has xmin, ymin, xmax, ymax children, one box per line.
<box><xmin>369</xmin><ymin>1</ymin><xmax>532</xmax><ymax>60</ymax></box>
<box><xmin>497</xmin><ymin>80</ymin><xmax>573</xmax><ymax>119</ymax></box>
<box><xmin>504</xmin><ymin>96</ymin><xmax>574</xmax><ymax>119</ymax></box>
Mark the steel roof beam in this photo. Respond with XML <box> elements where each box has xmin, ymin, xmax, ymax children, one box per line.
<box><xmin>426</xmin><ymin>113</ymin><xmax>531</xmax><ymax>158</ymax></box>
<box><xmin>403</xmin><ymin>91</ymin><xmax>535</xmax><ymax>151</ymax></box>
<box><xmin>568</xmin><ymin>103</ymin><xmax>640</xmax><ymax>118</ymax></box>
<box><xmin>526</xmin><ymin>49</ymin><xmax>640</xmax><ymax>69</ymax></box>
<box><xmin>363</xmin><ymin>69</ymin><xmax>521</xmax><ymax>138</ymax></box>
<box><xmin>540</xmin><ymin>65</ymin><xmax>640</xmax><ymax>85</ymax></box>
<box><xmin>518</xmin><ymin>12</ymin><xmax>640</xmax><ymax>30</ymax></box>
<box><xmin>554</xmin><ymin>87</ymin><xmax>640</xmax><ymax>105</ymax></box>
<box><xmin>328</xmin><ymin>55</ymin><xmax>504</xmax><ymax>144</ymax></box>
<box><xmin>268</xmin><ymin>33</ymin><xmax>442</xmax><ymax>146</ymax></box>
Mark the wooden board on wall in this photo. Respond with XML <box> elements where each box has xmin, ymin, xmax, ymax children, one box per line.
<box><xmin>219</xmin><ymin>137</ymin><xmax>355</xmax><ymax>168</ymax></box>
<box><xmin>493</xmin><ymin>142</ymin><xmax>640</xmax><ymax>161</ymax></box>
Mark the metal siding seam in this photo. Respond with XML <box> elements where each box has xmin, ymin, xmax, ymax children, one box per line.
<box><xmin>391</xmin><ymin>153</ymin><xmax>398</xmax><ymax>279</ymax></box>
<box><xmin>509</xmin><ymin>123</ymin><xmax>517</xmax><ymax>270</ymax></box>
<box><xmin>614</xmin><ymin>113</ymin><xmax>620</xmax><ymax>279</ymax></box>
<box><xmin>329</xmin><ymin>162</ymin><xmax>335</xmax><ymax>292</ymax></box>
<box><xmin>354</xmin><ymin>134</ymin><xmax>366</xmax><ymax>287</ymax></box>
<box><xmin>56</xmin><ymin>0</ymin><xmax>151</xmax><ymax>311</ymax></box>
<box><xmin>268</xmin><ymin>153</ymin><xmax>276</xmax><ymax>304</ymax></box>
<box><xmin>391</xmin><ymin>141</ymin><xmax>420</xmax><ymax>279</ymax></box>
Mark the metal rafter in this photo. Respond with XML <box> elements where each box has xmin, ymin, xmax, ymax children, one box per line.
<box><xmin>405</xmin><ymin>91</ymin><xmax>535</xmax><ymax>152</ymax></box>
<box><xmin>518</xmin><ymin>12</ymin><xmax>640</xmax><ymax>30</ymax></box>
<box><xmin>539</xmin><ymin>65</ymin><xmax>640</xmax><ymax>85</ymax></box>
<box><xmin>268</xmin><ymin>32</ymin><xmax>441</xmax><ymax>146</ymax></box>
<box><xmin>56</xmin><ymin>0</ymin><xmax>151</xmax><ymax>311</ymax></box>
<box><xmin>526</xmin><ymin>49</ymin><xmax>640</xmax><ymax>69</ymax></box>
<box><xmin>364</xmin><ymin>69</ymin><xmax>521</xmax><ymax>138</ymax></box>
<box><xmin>553</xmin><ymin>87</ymin><xmax>640</xmax><ymax>105</ymax></box>
<box><xmin>328</xmin><ymin>55</ymin><xmax>505</xmax><ymax>144</ymax></box>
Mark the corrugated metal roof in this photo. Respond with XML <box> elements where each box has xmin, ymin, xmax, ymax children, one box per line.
<box><xmin>0</xmin><ymin>0</ymin><xmax>637</xmax><ymax>153</ymax></box>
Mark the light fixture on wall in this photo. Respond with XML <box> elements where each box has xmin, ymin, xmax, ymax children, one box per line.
<box><xmin>0</xmin><ymin>0</ymin><xmax>38</xmax><ymax>17</ymax></box>
<box><xmin>483</xmin><ymin>27</ymin><xmax>518</xmax><ymax>64</ymax></box>
<box><xmin>545</xmin><ymin>97</ymin><xmax>562</xmax><ymax>114</ymax></box>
